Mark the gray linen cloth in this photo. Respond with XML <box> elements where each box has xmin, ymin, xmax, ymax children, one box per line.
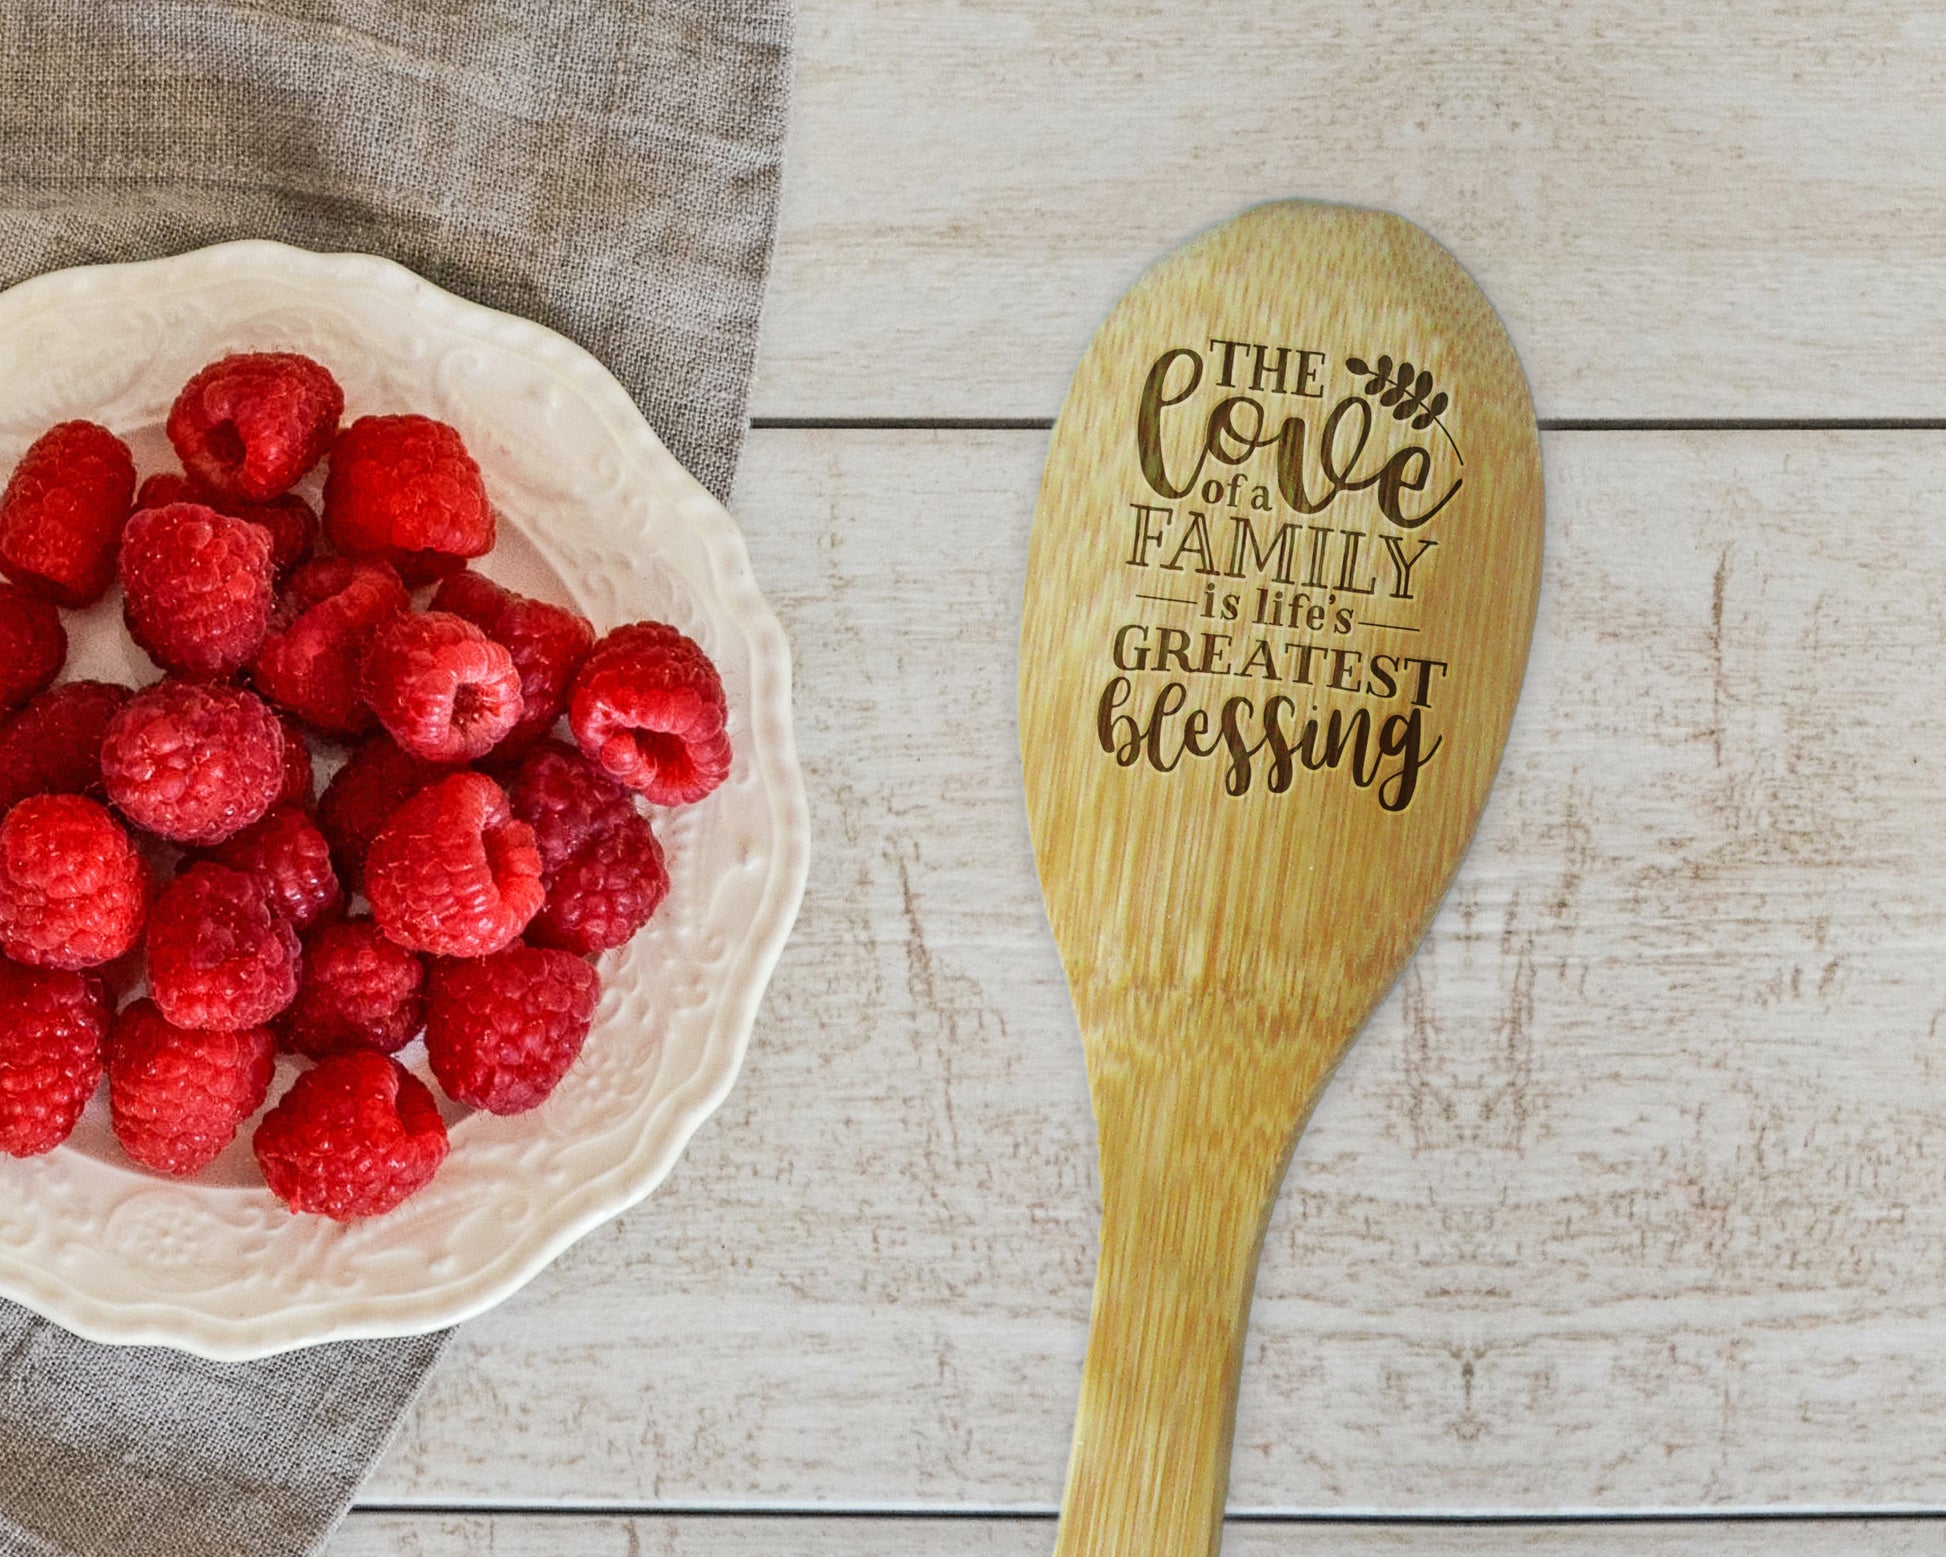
<box><xmin>0</xmin><ymin>4</ymin><xmax>792</xmax><ymax>1555</ymax></box>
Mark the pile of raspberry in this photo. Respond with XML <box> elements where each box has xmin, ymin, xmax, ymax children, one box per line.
<box><xmin>0</xmin><ymin>352</ymin><xmax>731</xmax><ymax>1220</ymax></box>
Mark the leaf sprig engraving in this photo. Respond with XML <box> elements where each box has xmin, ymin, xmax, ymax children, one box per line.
<box><xmin>1346</xmin><ymin>355</ymin><xmax>1462</xmax><ymax>462</ymax></box>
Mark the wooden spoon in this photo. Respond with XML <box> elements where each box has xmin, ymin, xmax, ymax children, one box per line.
<box><xmin>1019</xmin><ymin>200</ymin><xmax>1543</xmax><ymax>1554</ymax></box>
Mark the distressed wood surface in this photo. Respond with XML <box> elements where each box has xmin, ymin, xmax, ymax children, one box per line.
<box><xmin>368</xmin><ymin>426</ymin><xmax>1946</xmax><ymax>1514</ymax></box>
<box><xmin>327</xmin><ymin>1514</ymin><xmax>1946</xmax><ymax>1555</ymax></box>
<box><xmin>754</xmin><ymin>1</ymin><xmax>1946</xmax><ymax>421</ymax></box>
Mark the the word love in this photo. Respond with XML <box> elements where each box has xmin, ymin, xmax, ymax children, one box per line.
<box><xmin>1135</xmin><ymin>340</ymin><xmax>1461</xmax><ymax>530</ymax></box>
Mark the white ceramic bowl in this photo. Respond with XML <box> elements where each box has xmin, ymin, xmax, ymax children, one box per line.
<box><xmin>0</xmin><ymin>240</ymin><xmax>809</xmax><ymax>1359</ymax></box>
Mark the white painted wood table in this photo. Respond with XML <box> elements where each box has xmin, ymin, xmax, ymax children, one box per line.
<box><xmin>330</xmin><ymin>4</ymin><xmax>1946</xmax><ymax>1551</ymax></box>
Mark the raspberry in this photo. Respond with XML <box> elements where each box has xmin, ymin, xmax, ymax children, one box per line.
<box><xmin>136</xmin><ymin>473</ymin><xmax>198</xmax><ymax>510</ymax></box>
<box><xmin>506</xmin><ymin>740</ymin><xmax>668</xmax><ymax>954</ymax></box>
<box><xmin>0</xmin><ymin>681</ymin><xmax>131</xmax><ymax>815</ymax></box>
<box><xmin>166</xmin><ymin>352</ymin><xmax>343</xmax><ymax>502</ymax></box>
<box><xmin>361</xmin><ymin>611</ymin><xmax>523</xmax><ymax>763</ymax></box>
<box><xmin>252</xmin><ymin>557</ymin><xmax>408</xmax><ymax>735</ymax></box>
<box><xmin>107</xmin><ymin>999</ymin><xmax>274</xmax><ymax>1176</ymax></box>
<box><xmin>365</xmin><ymin>772</ymin><xmax>543</xmax><ymax>957</ymax></box>
<box><xmin>0</xmin><ymin>581</ymin><xmax>64</xmax><ymax>715</ymax></box>
<box><xmin>101</xmin><ymin>680</ymin><xmax>285</xmax><ymax>844</ymax></box>
<box><xmin>277</xmin><ymin>717</ymin><xmax>315</xmax><ymax>809</ymax></box>
<box><xmin>569</xmin><ymin>622</ymin><xmax>732</xmax><ymax>805</ymax></box>
<box><xmin>148</xmin><ymin>862</ymin><xmax>300</xmax><ymax>1030</ymax></box>
<box><xmin>0</xmin><ymin>957</ymin><xmax>109</xmax><ymax>1156</ymax></box>
<box><xmin>239</xmin><ymin>493</ymin><xmax>319</xmax><ymax>579</ymax></box>
<box><xmin>0</xmin><ymin>795</ymin><xmax>147</xmax><ymax>970</ymax></box>
<box><xmin>283</xmin><ymin>916</ymin><xmax>426</xmax><ymax>1060</ymax></box>
<box><xmin>253</xmin><ymin>1051</ymin><xmax>448</xmax><ymax>1219</ymax></box>
<box><xmin>529</xmin><ymin>816</ymin><xmax>669</xmax><ymax>955</ymax></box>
<box><xmin>315</xmin><ymin>735</ymin><xmax>447</xmax><ymax>893</ymax></box>
<box><xmin>0</xmin><ymin>421</ymin><xmax>136</xmax><ymax>606</ymax></box>
<box><xmin>209</xmin><ymin>803</ymin><xmax>342</xmax><ymax>931</ymax></box>
<box><xmin>140</xmin><ymin>472</ymin><xmax>319</xmax><ymax>581</ymax></box>
<box><xmin>135</xmin><ymin>473</ymin><xmax>198</xmax><ymax>510</ymax></box>
<box><xmin>433</xmin><ymin>572</ymin><xmax>594</xmax><ymax>756</ymax></box>
<box><xmin>119</xmin><ymin>502</ymin><xmax>275</xmax><ymax>679</ymax></box>
<box><xmin>323</xmin><ymin>415</ymin><xmax>494</xmax><ymax>582</ymax></box>
<box><xmin>506</xmin><ymin>740</ymin><xmax>637</xmax><ymax>877</ymax></box>
<box><xmin>425</xmin><ymin>943</ymin><xmax>600</xmax><ymax>1114</ymax></box>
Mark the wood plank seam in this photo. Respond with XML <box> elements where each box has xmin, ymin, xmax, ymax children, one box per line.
<box><xmin>342</xmin><ymin>1505</ymin><xmax>1946</xmax><ymax>1525</ymax></box>
<box><xmin>749</xmin><ymin>417</ymin><xmax>1946</xmax><ymax>433</ymax></box>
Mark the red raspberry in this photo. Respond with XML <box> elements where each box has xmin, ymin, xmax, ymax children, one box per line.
<box><xmin>148</xmin><ymin>862</ymin><xmax>300</xmax><ymax>1030</ymax></box>
<box><xmin>507</xmin><ymin>741</ymin><xmax>668</xmax><ymax>954</ymax></box>
<box><xmin>365</xmin><ymin>771</ymin><xmax>543</xmax><ymax>957</ymax></box>
<box><xmin>108</xmin><ymin>999</ymin><xmax>274</xmax><ymax>1176</ymax></box>
<box><xmin>433</xmin><ymin>572</ymin><xmax>594</xmax><ymax>756</ymax></box>
<box><xmin>426</xmin><ymin>943</ymin><xmax>600</xmax><ymax>1114</ymax></box>
<box><xmin>135</xmin><ymin>472</ymin><xmax>198</xmax><ymax>511</ymax></box>
<box><xmin>252</xmin><ymin>557</ymin><xmax>408</xmax><ymax>735</ymax></box>
<box><xmin>0</xmin><ymin>681</ymin><xmax>131</xmax><ymax>815</ymax></box>
<box><xmin>136</xmin><ymin>473</ymin><xmax>199</xmax><ymax>511</ymax></box>
<box><xmin>506</xmin><ymin>740</ymin><xmax>636</xmax><ymax>877</ymax></box>
<box><xmin>569</xmin><ymin>622</ymin><xmax>732</xmax><ymax>805</ymax></box>
<box><xmin>0</xmin><ymin>957</ymin><xmax>109</xmax><ymax>1156</ymax></box>
<box><xmin>315</xmin><ymin>735</ymin><xmax>447</xmax><ymax>892</ymax></box>
<box><xmin>120</xmin><ymin>502</ymin><xmax>275</xmax><ymax>679</ymax></box>
<box><xmin>166</xmin><ymin>352</ymin><xmax>343</xmax><ymax>502</ymax></box>
<box><xmin>283</xmin><ymin>916</ymin><xmax>426</xmax><ymax>1060</ymax></box>
<box><xmin>529</xmin><ymin>816</ymin><xmax>669</xmax><ymax>955</ymax></box>
<box><xmin>253</xmin><ymin>1051</ymin><xmax>448</xmax><ymax>1219</ymax></box>
<box><xmin>238</xmin><ymin>492</ymin><xmax>319</xmax><ymax>579</ymax></box>
<box><xmin>209</xmin><ymin>803</ymin><xmax>342</xmax><ymax>931</ymax></box>
<box><xmin>323</xmin><ymin>415</ymin><xmax>494</xmax><ymax>583</ymax></box>
<box><xmin>0</xmin><ymin>795</ymin><xmax>147</xmax><ymax>970</ymax></box>
<box><xmin>0</xmin><ymin>581</ymin><xmax>64</xmax><ymax>715</ymax></box>
<box><xmin>0</xmin><ymin>421</ymin><xmax>136</xmax><ymax>606</ymax></box>
<box><xmin>361</xmin><ymin>611</ymin><xmax>523</xmax><ymax>763</ymax></box>
<box><xmin>139</xmin><ymin>472</ymin><xmax>319</xmax><ymax>580</ymax></box>
<box><xmin>101</xmin><ymin>680</ymin><xmax>285</xmax><ymax>844</ymax></box>
<box><xmin>277</xmin><ymin>717</ymin><xmax>315</xmax><ymax>809</ymax></box>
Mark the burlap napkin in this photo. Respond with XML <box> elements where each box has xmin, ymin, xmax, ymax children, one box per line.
<box><xmin>0</xmin><ymin>4</ymin><xmax>792</xmax><ymax>1555</ymax></box>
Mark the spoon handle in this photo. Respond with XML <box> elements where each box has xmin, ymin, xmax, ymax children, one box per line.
<box><xmin>1053</xmin><ymin>1035</ymin><xmax>1294</xmax><ymax>1557</ymax></box>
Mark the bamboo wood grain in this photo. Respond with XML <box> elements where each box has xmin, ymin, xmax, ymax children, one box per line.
<box><xmin>1020</xmin><ymin>203</ymin><xmax>1544</xmax><ymax>1551</ymax></box>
